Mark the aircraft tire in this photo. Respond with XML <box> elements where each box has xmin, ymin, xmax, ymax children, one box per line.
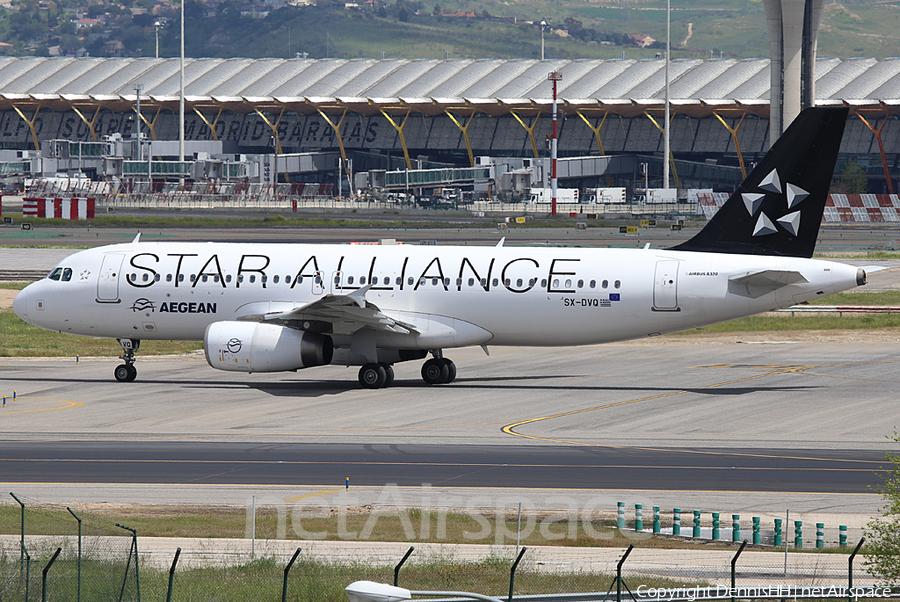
<box><xmin>126</xmin><ymin>365</ymin><xmax>137</xmax><ymax>382</ymax></box>
<box><xmin>381</xmin><ymin>364</ymin><xmax>395</xmax><ymax>387</ymax></box>
<box><xmin>359</xmin><ymin>363</ymin><xmax>387</xmax><ymax>389</ymax></box>
<box><xmin>441</xmin><ymin>359</ymin><xmax>456</xmax><ymax>383</ymax></box>
<box><xmin>115</xmin><ymin>364</ymin><xmax>132</xmax><ymax>382</ymax></box>
<box><xmin>421</xmin><ymin>358</ymin><xmax>450</xmax><ymax>385</ymax></box>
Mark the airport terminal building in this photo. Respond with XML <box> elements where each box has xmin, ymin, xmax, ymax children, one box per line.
<box><xmin>0</xmin><ymin>56</ymin><xmax>898</xmax><ymax>194</ymax></box>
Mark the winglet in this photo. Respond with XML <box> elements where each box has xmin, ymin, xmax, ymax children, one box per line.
<box><xmin>496</xmin><ymin>237</ymin><xmax>505</xmax><ymax>248</ymax></box>
<box><xmin>132</xmin><ymin>232</ymin><xmax>141</xmax><ymax>243</ymax></box>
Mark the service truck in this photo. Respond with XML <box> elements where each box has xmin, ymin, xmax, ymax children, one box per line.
<box><xmin>527</xmin><ymin>187</ymin><xmax>579</xmax><ymax>203</ymax></box>
<box><xmin>633</xmin><ymin>188</ymin><xmax>677</xmax><ymax>204</ymax></box>
<box><xmin>585</xmin><ymin>187</ymin><xmax>627</xmax><ymax>203</ymax></box>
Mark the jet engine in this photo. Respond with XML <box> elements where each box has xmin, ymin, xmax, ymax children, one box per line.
<box><xmin>204</xmin><ymin>321</ymin><xmax>333</xmax><ymax>373</ymax></box>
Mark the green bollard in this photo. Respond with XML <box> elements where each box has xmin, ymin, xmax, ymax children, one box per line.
<box><xmin>693</xmin><ymin>510</ymin><xmax>701</xmax><ymax>537</ymax></box>
<box><xmin>652</xmin><ymin>506</ymin><xmax>660</xmax><ymax>534</ymax></box>
<box><xmin>732</xmin><ymin>514</ymin><xmax>740</xmax><ymax>542</ymax></box>
<box><xmin>816</xmin><ymin>523</ymin><xmax>824</xmax><ymax>549</ymax></box>
<box><xmin>752</xmin><ymin>517</ymin><xmax>760</xmax><ymax>544</ymax></box>
<box><xmin>712</xmin><ymin>512</ymin><xmax>720</xmax><ymax>540</ymax></box>
<box><xmin>617</xmin><ymin>502</ymin><xmax>625</xmax><ymax>529</ymax></box>
<box><xmin>794</xmin><ymin>520</ymin><xmax>803</xmax><ymax>548</ymax></box>
<box><xmin>634</xmin><ymin>504</ymin><xmax>643</xmax><ymax>531</ymax></box>
<box><xmin>839</xmin><ymin>525</ymin><xmax>847</xmax><ymax>548</ymax></box>
<box><xmin>774</xmin><ymin>518</ymin><xmax>782</xmax><ymax>546</ymax></box>
<box><xmin>673</xmin><ymin>508</ymin><xmax>681</xmax><ymax>536</ymax></box>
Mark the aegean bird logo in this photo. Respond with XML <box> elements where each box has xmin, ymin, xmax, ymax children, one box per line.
<box><xmin>743</xmin><ymin>168</ymin><xmax>808</xmax><ymax>238</ymax></box>
<box><xmin>129</xmin><ymin>298</ymin><xmax>156</xmax><ymax>312</ymax></box>
<box><xmin>226</xmin><ymin>338</ymin><xmax>242</xmax><ymax>354</ymax></box>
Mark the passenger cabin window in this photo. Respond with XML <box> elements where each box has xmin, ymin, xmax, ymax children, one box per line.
<box><xmin>589</xmin><ymin>280</ymin><xmax>596</xmax><ymax>288</ymax></box>
<box><xmin>577</xmin><ymin>279</ymin><xmax>584</xmax><ymax>288</ymax></box>
<box><xmin>602</xmin><ymin>280</ymin><xmax>608</xmax><ymax>289</ymax></box>
<box><xmin>274</xmin><ymin>275</ymin><xmax>280</xmax><ymax>284</ymax></box>
<box><xmin>249</xmin><ymin>275</ymin><xmax>256</xmax><ymax>283</ymax></box>
<box><xmin>348</xmin><ymin>276</ymin><xmax>355</xmax><ymax>285</ymax></box>
<box><xmin>178</xmin><ymin>274</ymin><xmax>185</xmax><ymax>282</ymax></box>
<box><xmin>226</xmin><ymin>275</ymin><xmax>232</xmax><ymax>283</ymax></box>
<box><xmin>408</xmin><ymin>277</ymin><xmax>415</xmax><ymax>286</ymax></box>
<box><xmin>615</xmin><ymin>280</ymin><xmax>621</xmax><ymax>288</ymax></box>
<box><xmin>166</xmin><ymin>274</ymin><xmax>173</xmax><ymax>282</ymax></box>
<box><xmin>395</xmin><ymin>277</ymin><xmax>402</xmax><ymax>285</ymax></box>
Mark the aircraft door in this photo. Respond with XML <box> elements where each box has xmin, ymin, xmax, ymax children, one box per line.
<box><xmin>97</xmin><ymin>253</ymin><xmax>125</xmax><ymax>303</ymax></box>
<box><xmin>653</xmin><ymin>260</ymin><xmax>679</xmax><ymax>311</ymax></box>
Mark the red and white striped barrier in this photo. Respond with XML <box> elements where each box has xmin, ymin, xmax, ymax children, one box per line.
<box><xmin>698</xmin><ymin>193</ymin><xmax>900</xmax><ymax>223</ymax></box>
<box><xmin>22</xmin><ymin>197</ymin><xmax>96</xmax><ymax>220</ymax></box>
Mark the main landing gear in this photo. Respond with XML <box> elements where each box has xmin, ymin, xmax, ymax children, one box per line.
<box><xmin>114</xmin><ymin>338</ymin><xmax>140</xmax><ymax>382</ymax></box>
<box><xmin>421</xmin><ymin>355</ymin><xmax>456</xmax><ymax>385</ymax></box>
<box><xmin>358</xmin><ymin>363</ymin><xmax>395</xmax><ymax>389</ymax></box>
<box><xmin>356</xmin><ymin>351</ymin><xmax>457</xmax><ymax>388</ymax></box>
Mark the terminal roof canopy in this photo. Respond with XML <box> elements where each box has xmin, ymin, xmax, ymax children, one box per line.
<box><xmin>0</xmin><ymin>56</ymin><xmax>897</xmax><ymax>116</ymax></box>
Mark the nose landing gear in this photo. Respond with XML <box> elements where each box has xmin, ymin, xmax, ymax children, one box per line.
<box><xmin>114</xmin><ymin>338</ymin><xmax>140</xmax><ymax>382</ymax></box>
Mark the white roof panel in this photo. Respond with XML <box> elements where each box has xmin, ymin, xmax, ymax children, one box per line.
<box><xmin>0</xmin><ymin>56</ymin><xmax>897</xmax><ymax>110</ymax></box>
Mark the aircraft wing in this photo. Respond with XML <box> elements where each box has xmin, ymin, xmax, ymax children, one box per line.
<box><xmin>239</xmin><ymin>286</ymin><xmax>418</xmax><ymax>336</ymax></box>
<box><xmin>728</xmin><ymin>269</ymin><xmax>808</xmax><ymax>298</ymax></box>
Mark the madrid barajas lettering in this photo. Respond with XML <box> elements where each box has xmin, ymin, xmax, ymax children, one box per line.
<box><xmin>125</xmin><ymin>252</ymin><xmax>582</xmax><ymax>294</ymax></box>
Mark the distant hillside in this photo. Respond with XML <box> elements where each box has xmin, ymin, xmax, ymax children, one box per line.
<box><xmin>0</xmin><ymin>0</ymin><xmax>896</xmax><ymax>61</ymax></box>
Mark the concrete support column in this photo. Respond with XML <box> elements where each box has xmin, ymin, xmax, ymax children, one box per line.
<box><xmin>762</xmin><ymin>0</ymin><xmax>825</xmax><ymax>146</ymax></box>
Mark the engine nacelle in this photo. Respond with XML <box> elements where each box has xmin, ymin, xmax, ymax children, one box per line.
<box><xmin>204</xmin><ymin>321</ymin><xmax>333</xmax><ymax>373</ymax></box>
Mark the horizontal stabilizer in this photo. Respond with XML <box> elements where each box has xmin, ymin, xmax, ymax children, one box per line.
<box><xmin>728</xmin><ymin>269</ymin><xmax>808</xmax><ymax>298</ymax></box>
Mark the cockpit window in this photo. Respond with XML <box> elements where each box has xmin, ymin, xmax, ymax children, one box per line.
<box><xmin>62</xmin><ymin>268</ymin><xmax>73</xmax><ymax>282</ymax></box>
<box><xmin>48</xmin><ymin>268</ymin><xmax>63</xmax><ymax>281</ymax></box>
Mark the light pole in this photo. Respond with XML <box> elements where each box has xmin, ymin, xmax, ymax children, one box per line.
<box><xmin>540</xmin><ymin>19</ymin><xmax>547</xmax><ymax>60</ymax></box>
<box><xmin>663</xmin><ymin>0</ymin><xmax>671</xmax><ymax>190</ymax></box>
<box><xmin>549</xmin><ymin>70</ymin><xmax>562</xmax><ymax>217</ymax></box>
<box><xmin>179</xmin><ymin>0</ymin><xmax>185</xmax><ymax>176</ymax></box>
<box><xmin>134</xmin><ymin>84</ymin><xmax>143</xmax><ymax>162</ymax></box>
<box><xmin>154</xmin><ymin>21</ymin><xmax>161</xmax><ymax>58</ymax></box>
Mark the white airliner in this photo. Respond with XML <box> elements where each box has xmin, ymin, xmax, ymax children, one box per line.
<box><xmin>14</xmin><ymin>107</ymin><xmax>866</xmax><ymax>388</ymax></box>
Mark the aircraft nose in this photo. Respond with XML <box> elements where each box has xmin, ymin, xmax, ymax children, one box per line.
<box><xmin>13</xmin><ymin>286</ymin><xmax>29</xmax><ymax>322</ymax></box>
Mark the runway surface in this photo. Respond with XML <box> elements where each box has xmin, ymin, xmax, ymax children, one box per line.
<box><xmin>0</xmin><ymin>340</ymin><xmax>897</xmax><ymax>516</ymax></box>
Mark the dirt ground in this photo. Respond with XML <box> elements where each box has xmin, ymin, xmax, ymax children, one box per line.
<box><xmin>0</xmin><ymin>289</ymin><xmax>16</xmax><ymax>310</ymax></box>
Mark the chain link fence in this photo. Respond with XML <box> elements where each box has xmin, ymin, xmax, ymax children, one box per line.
<box><xmin>0</xmin><ymin>495</ymin><xmax>893</xmax><ymax>602</ymax></box>
<box><xmin>0</xmin><ymin>494</ymin><xmax>139</xmax><ymax>601</ymax></box>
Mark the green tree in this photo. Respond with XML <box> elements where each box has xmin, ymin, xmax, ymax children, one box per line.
<box><xmin>841</xmin><ymin>159</ymin><xmax>868</xmax><ymax>194</ymax></box>
<box><xmin>865</xmin><ymin>430</ymin><xmax>900</xmax><ymax>585</ymax></box>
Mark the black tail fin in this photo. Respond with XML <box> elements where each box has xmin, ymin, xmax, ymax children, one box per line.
<box><xmin>671</xmin><ymin>106</ymin><xmax>848</xmax><ymax>258</ymax></box>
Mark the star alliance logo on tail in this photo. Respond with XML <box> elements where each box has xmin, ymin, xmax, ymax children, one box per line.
<box><xmin>743</xmin><ymin>169</ymin><xmax>808</xmax><ymax>238</ymax></box>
